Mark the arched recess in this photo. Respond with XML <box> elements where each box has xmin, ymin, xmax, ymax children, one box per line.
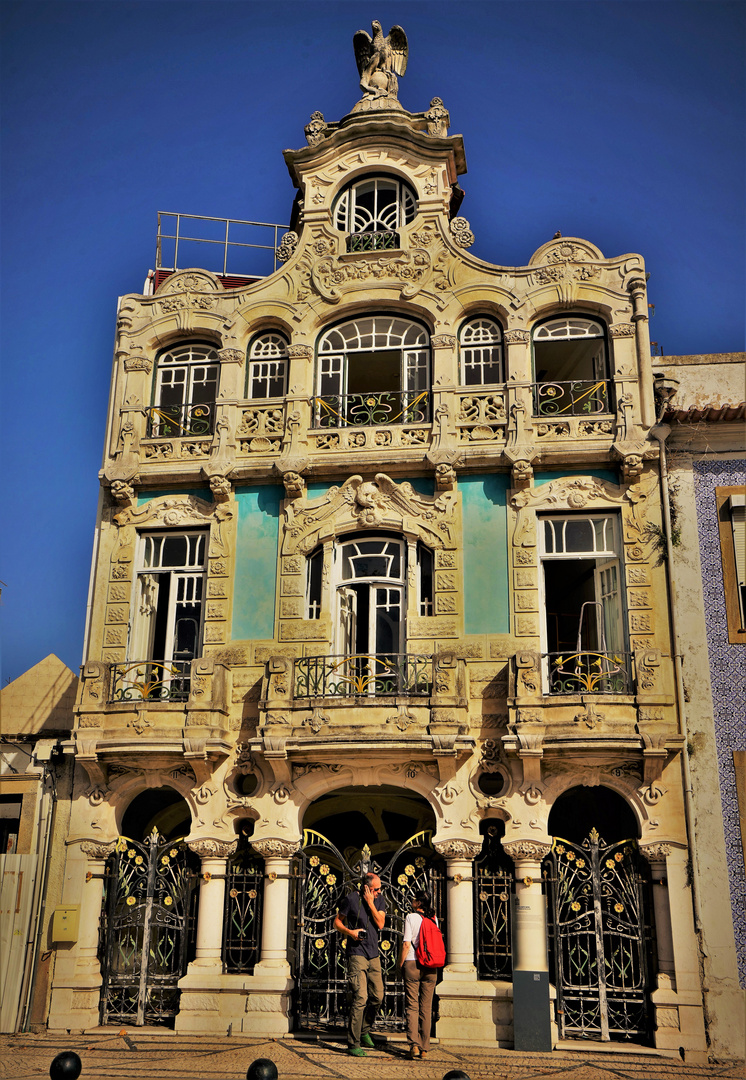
<box><xmin>99</xmin><ymin>786</ymin><xmax>200</xmax><ymax>1028</ymax></box>
<box><xmin>544</xmin><ymin>784</ymin><xmax>654</xmax><ymax>1045</ymax></box>
<box><xmin>291</xmin><ymin>785</ymin><xmax>444</xmax><ymax>1034</ymax></box>
<box><xmin>548</xmin><ymin>783</ymin><xmax>639</xmax><ymax>844</ymax></box>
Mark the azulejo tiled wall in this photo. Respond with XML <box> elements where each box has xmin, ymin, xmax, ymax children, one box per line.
<box><xmin>693</xmin><ymin>459</ymin><xmax>746</xmax><ymax>984</ymax></box>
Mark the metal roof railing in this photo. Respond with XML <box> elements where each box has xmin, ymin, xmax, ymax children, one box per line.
<box><xmin>155</xmin><ymin>211</ymin><xmax>289</xmax><ymax>280</ymax></box>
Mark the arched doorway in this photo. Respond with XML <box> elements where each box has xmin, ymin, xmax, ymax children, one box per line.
<box><xmin>98</xmin><ymin>788</ymin><xmax>199</xmax><ymax>1027</ymax></box>
<box><xmin>291</xmin><ymin>786</ymin><xmax>444</xmax><ymax>1034</ymax></box>
<box><xmin>545</xmin><ymin>785</ymin><xmax>654</xmax><ymax>1043</ymax></box>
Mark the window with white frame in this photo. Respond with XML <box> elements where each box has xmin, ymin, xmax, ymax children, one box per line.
<box><xmin>129</xmin><ymin>531</ymin><xmax>207</xmax><ymax>671</ymax></box>
<box><xmin>334</xmin><ymin>176</ymin><xmax>417</xmax><ymax>251</ymax></box>
<box><xmin>247</xmin><ymin>332</ymin><xmax>288</xmax><ymax>399</ymax></box>
<box><xmin>539</xmin><ymin>514</ymin><xmax>630</xmax><ymax>693</ymax></box>
<box><xmin>532</xmin><ymin>316</ymin><xmax>611</xmax><ymax>417</ymax></box>
<box><xmin>459</xmin><ymin>317</ymin><xmax>504</xmax><ymax>385</ymax></box>
<box><xmin>150</xmin><ymin>342</ymin><xmax>219</xmax><ymax>437</ymax></box>
<box><xmin>315</xmin><ymin>316</ymin><xmax>430</xmax><ymax>427</ymax></box>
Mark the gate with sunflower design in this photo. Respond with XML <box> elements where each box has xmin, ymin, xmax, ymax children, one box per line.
<box><xmin>545</xmin><ymin>830</ymin><xmax>653</xmax><ymax>1042</ymax></box>
<box><xmin>98</xmin><ymin>831</ymin><xmax>199</xmax><ymax>1026</ymax></box>
<box><xmin>290</xmin><ymin>829</ymin><xmax>445</xmax><ymax>1032</ymax></box>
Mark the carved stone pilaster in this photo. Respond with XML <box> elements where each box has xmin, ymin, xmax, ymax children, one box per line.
<box><xmin>432</xmin><ymin>839</ymin><xmax>483</xmax><ymax>860</ymax></box>
<box><xmin>502</xmin><ymin>840</ymin><xmax>551</xmax><ymax>862</ymax></box>
<box><xmin>251</xmin><ymin>838</ymin><xmax>300</xmax><ymax>859</ymax></box>
<box><xmin>187</xmin><ymin>838</ymin><xmax>238</xmax><ymax>859</ymax></box>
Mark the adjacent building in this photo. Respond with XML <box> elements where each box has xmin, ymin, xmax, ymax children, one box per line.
<box><xmin>36</xmin><ymin>26</ymin><xmax>743</xmax><ymax>1059</ymax></box>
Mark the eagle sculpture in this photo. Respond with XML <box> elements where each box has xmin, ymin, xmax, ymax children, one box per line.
<box><xmin>353</xmin><ymin>20</ymin><xmax>408</xmax><ymax>100</ymax></box>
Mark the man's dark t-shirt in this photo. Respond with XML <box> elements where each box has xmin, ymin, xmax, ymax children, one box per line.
<box><xmin>338</xmin><ymin>889</ymin><xmax>387</xmax><ymax>960</ymax></box>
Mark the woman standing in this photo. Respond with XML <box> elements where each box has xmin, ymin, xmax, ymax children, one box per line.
<box><xmin>397</xmin><ymin>890</ymin><xmax>439</xmax><ymax>1059</ymax></box>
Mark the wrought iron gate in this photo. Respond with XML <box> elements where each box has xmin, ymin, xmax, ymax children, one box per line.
<box><xmin>99</xmin><ymin>831</ymin><xmax>198</xmax><ymax>1026</ymax></box>
<box><xmin>290</xmin><ymin>829</ymin><xmax>444</xmax><ymax>1032</ymax></box>
<box><xmin>546</xmin><ymin>829</ymin><xmax>652</xmax><ymax>1041</ymax></box>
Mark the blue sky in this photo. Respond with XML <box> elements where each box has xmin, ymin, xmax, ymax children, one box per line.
<box><xmin>1</xmin><ymin>1</ymin><xmax>744</xmax><ymax>685</ymax></box>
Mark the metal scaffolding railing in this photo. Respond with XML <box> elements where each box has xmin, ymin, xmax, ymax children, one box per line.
<box><xmin>155</xmin><ymin>211</ymin><xmax>288</xmax><ymax>279</ymax></box>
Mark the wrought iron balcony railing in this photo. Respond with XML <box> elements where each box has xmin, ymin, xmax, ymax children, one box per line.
<box><xmin>533</xmin><ymin>380</ymin><xmax>612</xmax><ymax>417</ymax></box>
<box><xmin>110</xmin><ymin>661</ymin><xmax>191</xmax><ymax>703</ymax></box>
<box><xmin>545</xmin><ymin>651</ymin><xmax>632</xmax><ymax>695</ymax></box>
<box><xmin>313</xmin><ymin>390</ymin><xmax>431</xmax><ymax>429</ymax></box>
<box><xmin>294</xmin><ymin>654</ymin><xmax>432</xmax><ymax>698</ymax></box>
<box><xmin>147</xmin><ymin>403</ymin><xmax>215</xmax><ymax>438</ymax></box>
<box><xmin>346</xmin><ymin>230</ymin><xmax>399</xmax><ymax>253</ymax></box>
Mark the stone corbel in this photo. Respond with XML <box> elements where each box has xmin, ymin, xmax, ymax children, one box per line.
<box><xmin>612</xmin><ymin>441</ymin><xmax>648</xmax><ymax>484</ymax></box>
<box><xmin>434</xmin><ymin>462</ymin><xmax>457</xmax><ymax>491</ymax></box>
<box><xmin>202</xmin><ymin>463</ymin><xmax>234</xmax><ymax>504</ymax></box>
<box><xmin>502</xmin><ymin>709</ymin><xmax>545</xmax><ymax>786</ymax></box>
<box><xmin>274</xmin><ymin>460</ymin><xmax>308</xmax><ymax>500</ymax></box>
<box><xmin>75</xmin><ymin>734</ymin><xmax>107</xmax><ymax>789</ymax></box>
<box><xmin>504</xmin><ymin>444</ymin><xmax>537</xmax><ymax>489</ymax></box>
<box><xmin>183</xmin><ymin>738</ymin><xmax>213</xmax><ymax>788</ymax></box>
<box><xmin>260</xmin><ymin>734</ymin><xmax>291</xmax><ymax>786</ymax></box>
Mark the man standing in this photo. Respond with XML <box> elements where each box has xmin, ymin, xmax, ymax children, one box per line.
<box><xmin>333</xmin><ymin>872</ymin><xmax>386</xmax><ymax>1056</ymax></box>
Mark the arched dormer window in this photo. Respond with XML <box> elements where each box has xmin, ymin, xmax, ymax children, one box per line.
<box><xmin>459</xmin><ymin>317</ymin><xmax>504</xmax><ymax>385</ymax></box>
<box><xmin>532</xmin><ymin>316</ymin><xmax>611</xmax><ymax>416</ymax></box>
<box><xmin>314</xmin><ymin>315</ymin><xmax>430</xmax><ymax>428</ymax></box>
<box><xmin>149</xmin><ymin>341</ymin><xmax>219</xmax><ymax>438</ymax></box>
<box><xmin>247</xmin><ymin>331</ymin><xmax>288</xmax><ymax>399</ymax></box>
<box><xmin>334</xmin><ymin>176</ymin><xmax>417</xmax><ymax>252</ymax></box>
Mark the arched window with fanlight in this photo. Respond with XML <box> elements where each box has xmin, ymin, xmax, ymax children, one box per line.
<box><xmin>297</xmin><ymin>533</ymin><xmax>433</xmax><ymax>699</ymax></box>
<box><xmin>149</xmin><ymin>341</ymin><xmax>219</xmax><ymax>437</ymax></box>
<box><xmin>334</xmin><ymin>176</ymin><xmax>417</xmax><ymax>252</ymax></box>
<box><xmin>314</xmin><ymin>315</ymin><xmax>430</xmax><ymax>428</ymax></box>
<box><xmin>532</xmin><ymin>316</ymin><xmax>611</xmax><ymax>417</ymax></box>
<box><xmin>247</xmin><ymin>331</ymin><xmax>288</xmax><ymax>399</ymax></box>
<box><xmin>459</xmin><ymin>317</ymin><xmax>504</xmax><ymax>385</ymax></box>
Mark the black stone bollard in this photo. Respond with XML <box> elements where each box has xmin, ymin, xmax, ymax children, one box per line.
<box><xmin>246</xmin><ymin>1059</ymin><xmax>278</xmax><ymax>1080</ymax></box>
<box><xmin>442</xmin><ymin>1072</ymin><xmax>472</xmax><ymax>1080</ymax></box>
<box><xmin>49</xmin><ymin>1051</ymin><xmax>82</xmax><ymax>1079</ymax></box>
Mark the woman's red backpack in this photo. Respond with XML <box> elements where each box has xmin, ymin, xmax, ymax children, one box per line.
<box><xmin>415</xmin><ymin>916</ymin><xmax>446</xmax><ymax>968</ymax></box>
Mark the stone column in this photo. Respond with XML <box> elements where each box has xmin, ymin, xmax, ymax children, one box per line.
<box><xmin>76</xmin><ymin>841</ymin><xmax>116</xmax><ymax>975</ymax></box>
<box><xmin>433</xmin><ymin>839</ymin><xmax>500</xmax><ymax>1043</ymax></box>
<box><xmin>641</xmin><ymin>843</ymin><xmax>706</xmax><ymax>1058</ymax></box>
<box><xmin>435</xmin><ymin>839</ymin><xmax>482</xmax><ymax>973</ymax></box>
<box><xmin>187</xmin><ymin>838</ymin><xmax>237</xmax><ymax>972</ymax></box>
<box><xmin>252</xmin><ymin>838</ymin><xmax>300</xmax><ymax>973</ymax></box>
<box><xmin>503</xmin><ymin>840</ymin><xmax>551</xmax><ymax>972</ymax></box>
<box><xmin>641</xmin><ymin>843</ymin><xmax>675</xmax><ymax>986</ymax></box>
<box><xmin>503</xmin><ymin>839</ymin><xmax>552</xmax><ymax>1051</ymax></box>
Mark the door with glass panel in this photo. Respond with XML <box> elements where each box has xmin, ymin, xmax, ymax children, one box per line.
<box><xmin>333</xmin><ymin>537</ymin><xmax>405</xmax><ymax>695</ymax></box>
<box><xmin>114</xmin><ymin>531</ymin><xmax>206</xmax><ymax>702</ymax></box>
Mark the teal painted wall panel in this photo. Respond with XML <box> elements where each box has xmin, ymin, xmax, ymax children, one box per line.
<box><xmin>233</xmin><ymin>486</ymin><xmax>282</xmax><ymax>641</ymax></box>
<box><xmin>460</xmin><ymin>474</ymin><xmax>510</xmax><ymax>635</ymax></box>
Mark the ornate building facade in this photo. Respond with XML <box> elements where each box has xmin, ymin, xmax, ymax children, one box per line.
<box><xmin>44</xmin><ymin>25</ymin><xmax>743</xmax><ymax>1059</ymax></box>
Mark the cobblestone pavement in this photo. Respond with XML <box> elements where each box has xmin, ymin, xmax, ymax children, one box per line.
<box><xmin>2</xmin><ymin>1032</ymin><xmax>744</xmax><ymax>1080</ymax></box>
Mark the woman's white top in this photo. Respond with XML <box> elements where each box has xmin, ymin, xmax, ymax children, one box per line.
<box><xmin>402</xmin><ymin>911</ymin><xmax>438</xmax><ymax>962</ymax></box>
